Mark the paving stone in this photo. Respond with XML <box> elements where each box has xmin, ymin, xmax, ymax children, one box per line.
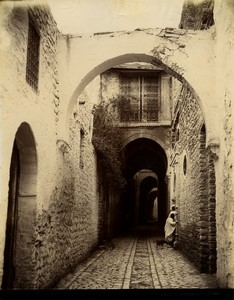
<box><xmin>54</xmin><ymin>229</ymin><xmax>217</xmax><ymax>290</ymax></box>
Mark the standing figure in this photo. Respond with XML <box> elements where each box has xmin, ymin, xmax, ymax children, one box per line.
<box><xmin>164</xmin><ymin>212</ymin><xmax>176</xmax><ymax>245</ymax></box>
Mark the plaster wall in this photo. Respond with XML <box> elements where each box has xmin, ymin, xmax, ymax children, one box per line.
<box><xmin>212</xmin><ymin>0</ymin><xmax>234</xmax><ymax>287</ymax></box>
<box><xmin>0</xmin><ymin>3</ymin><xmax>99</xmax><ymax>288</ymax></box>
<box><xmin>0</xmin><ymin>4</ymin><xmax>60</xmax><ymax>286</ymax></box>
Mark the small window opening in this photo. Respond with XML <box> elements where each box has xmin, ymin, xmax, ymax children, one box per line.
<box><xmin>183</xmin><ymin>155</ymin><xmax>187</xmax><ymax>175</ymax></box>
<box><xmin>26</xmin><ymin>17</ymin><xmax>40</xmax><ymax>91</ymax></box>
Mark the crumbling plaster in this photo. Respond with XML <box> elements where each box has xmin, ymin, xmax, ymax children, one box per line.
<box><xmin>56</xmin><ymin>28</ymin><xmax>217</xmax><ymax>149</ymax></box>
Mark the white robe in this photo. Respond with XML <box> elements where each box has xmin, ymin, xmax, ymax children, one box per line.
<box><xmin>164</xmin><ymin>216</ymin><xmax>176</xmax><ymax>242</ymax></box>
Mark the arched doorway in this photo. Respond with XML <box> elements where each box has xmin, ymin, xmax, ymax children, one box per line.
<box><xmin>2</xmin><ymin>123</ymin><xmax>37</xmax><ymax>289</ymax></box>
<box><xmin>122</xmin><ymin>138</ymin><xmax>168</xmax><ymax>233</ymax></box>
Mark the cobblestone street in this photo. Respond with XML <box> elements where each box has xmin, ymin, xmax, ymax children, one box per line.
<box><xmin>55</xmin><ymin>226</ymin><xmax>217</xmax><ymax>290</ymax></box>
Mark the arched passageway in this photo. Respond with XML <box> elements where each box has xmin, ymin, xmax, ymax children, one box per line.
<box><xmin>71</xmin><ymin>58</ymin><xmax>217</xmax><ymax>276</ymax></box>
<box><xmin>139</xmin><ymin>175</ymin><xmax>158</xmax><ymax>224</ymax></box>
<box><xmin>121</xmin><ymin>138</ymin><xmax>168</xmax><ymax>233</ymax></box>
<box><xmin>2</xmin><ymin>122</ymin><xmax>37</xmax><ymax>289</ymax></box>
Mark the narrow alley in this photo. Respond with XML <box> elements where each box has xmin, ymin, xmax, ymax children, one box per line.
<box><xmin>55</xmin><ymin>224</ymin><xmax>217</xmax><ymax>290</ymax></box>
<box><xmin>1</xmin><ymin>0</ymin><xmax>234</xmax><ymax>293</ymax></box>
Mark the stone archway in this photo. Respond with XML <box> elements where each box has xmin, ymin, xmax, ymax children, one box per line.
<box><xmin>60</xmin><ymin>32</ymin><xmax>215</xmax><ymax>144</ymax></box>
<box><xmin>123</xmin><ymin>137</ymin><xmax>168</xmax><ymax>230</ymax></box>
<box><xmin>2</xmin><ymin>122</ymin><xmax>37</xmax><ymax>289</ymax></box>
<box><xmin>65</xmin><ymin>52</ymin><xmax>207</xmax><ymax>129</ymax></box>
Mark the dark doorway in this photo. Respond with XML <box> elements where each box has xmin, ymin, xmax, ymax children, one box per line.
<box><xmin>123</xmin><ymin>138</ymin><xmax>168</xmax><ymax>233</ymax></box>
<box><xmin>2</xmin><ymin>123</ymin><xmax>38</xmax><ymax>289</ymax></box>
<box><xmin>139</xmin><ymin>175</ymin><xmax>158</xmax><ymax>224</ymax></box>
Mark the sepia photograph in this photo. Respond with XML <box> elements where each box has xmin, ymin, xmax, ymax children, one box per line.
<box><xmin>0</xmin><ymin>0</ymin><xmax>233</xmax><ymax>298</ymax></box>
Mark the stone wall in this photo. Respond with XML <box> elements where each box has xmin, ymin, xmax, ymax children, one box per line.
<box><xmin>171</xmin><ymin>86</ymin><xmax>216</xmax><ymax>272</ymax></box>
<box><xmin>33</xmin><ymin>90</ymin><xmax>99</xmax><ymax>288</ymax></box>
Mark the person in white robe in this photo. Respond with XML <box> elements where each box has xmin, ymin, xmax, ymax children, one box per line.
<box><xmin>164</xmin><ymin>212</ymin><xmax>176</xmax><ymax>245</ymax></box>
